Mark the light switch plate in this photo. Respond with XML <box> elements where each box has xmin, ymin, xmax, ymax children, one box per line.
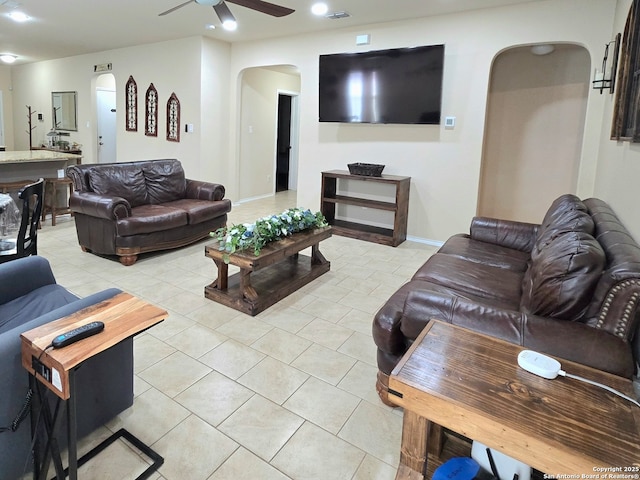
<box><xmin>444</xmin><ymin>116</ymin><xmax>456</xmax><ymax>129</ymax></box>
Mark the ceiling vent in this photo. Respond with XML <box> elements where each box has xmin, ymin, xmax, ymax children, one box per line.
<box><xmin>326</xmin><ymin>11</ymin><xmax>350</xmax><ymax>20</ymax></box>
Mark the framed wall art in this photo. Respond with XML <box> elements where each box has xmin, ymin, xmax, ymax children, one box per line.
<box><xmin>145</xmin><ymin>83</ymin><xmax>158</xmax><ymax>137</ymax></box>
<box><xmin>166</xmin><ymin>92</ymin><xmax>180</xmax><ymax>142</ymax></box>
<box><xmin>125</xmin><ymin>75</ymin><xmax>137</xmax><ymax>132</ymax></box>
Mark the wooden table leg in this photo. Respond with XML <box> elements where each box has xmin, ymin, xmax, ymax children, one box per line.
<box><xmin>396</xmin><ymin>410</ymin><xmax>429</xmax><ymax>480</ymax></box>
<box><xmin>311</xmin><ymin>243</ymin><xmax>328</xmax><ymax>266</ymax></box>
<box><xmin>240</xmin><ymin>268</ymin><xmax>258</xmax><ymax>302</ymax></box>
<box><xmin>427</xmin><ymin>422</ymin><xmax>444</xmax><ymax>457</ymax></box>
<box><xmin>209</xmin><ymin>258</ymin><xmax>228</xmax><ymax>290</ymax></box>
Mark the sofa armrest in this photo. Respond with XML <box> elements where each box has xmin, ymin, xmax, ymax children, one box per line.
<box><xmin>186</xmin><ymin>179</ymin><xmax>226</xmax><ymax>201</ymax></box>
<box><xmin>470</xmin><ymin>216</ymin><xmax>539</xmax><ymax>252</ymax></box>
<box><xmin>401</xmin><ymin>287</ymin><xmax>635</xmax><ymax>379</ymax></box>
<box><xmin>0</xmin><ymin>256</ymin><xmax>57</xmax><ymax>306</ymax></box>
<box><xmin>0</xmin><ymin>287</ymin><xmax>123</xmax><ymax>479</ymax></box>
<box><xmin>70</xmin><ymin>192</ymin><xmax>131</xmax><ymax>220</ymax></box>
<box><xmin>401</xmin><ymin>288</ymin><xmax>524</xmax><ymax>344</ymax></box>
<box><xmin>523</xmin><ymin>316</ymin><xmax>635</xmax><ymax>379</ymax></box>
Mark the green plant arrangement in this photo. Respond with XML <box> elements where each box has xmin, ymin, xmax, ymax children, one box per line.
<box><xmin>212</xmin><ymin>208</ymin><xmax>328</xmax><ymax>259</ymax></box>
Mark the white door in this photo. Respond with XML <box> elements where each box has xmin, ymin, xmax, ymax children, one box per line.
<box><xmin>97</xmin><ymin>89</ymin><xmax>116</xmax><ymax>163</ymax></box>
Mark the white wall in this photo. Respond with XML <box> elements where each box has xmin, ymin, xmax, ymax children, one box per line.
<box><xmin>229</xmin><ymin>0</ymin><xmax>617</xmax><ymax>243</ymax></box>
<box><xmin>9</xmin><ymin>36</ymin><xmax>231</xmax><ymax>184</ymax></box>
<box><xmin>594</xmin><ymin>0</ymin><xmax>640</xmax><ymax>241</ymax></box>
<box><xmin>199</xmin><ymin>37</ymin><xmax>232</xmax><ymax>184</ymax></box>
<box><xmin>0</xmin><ymin>66</ymin><xmax>13</xmax><ymax>149</ymax></box>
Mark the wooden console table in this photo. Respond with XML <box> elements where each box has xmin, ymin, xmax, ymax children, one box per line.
<box><xmin>321</xmin><ymin>170</ymin><xmax>410</xmax><ymax>246</ymax></box>
<box><xmin>389</xmin><ymin>320</ymin><xmax>640</xmax><ymax>478</ymax></box>
<box><xmin>204</xmin><ymin>226</ymin><xmax>331</xmax><ymax>316</ymax></box>
<box><xmin>21</xmin><ymin>292</ymin><xmax>168</xmax><ymax>480</ymax></box>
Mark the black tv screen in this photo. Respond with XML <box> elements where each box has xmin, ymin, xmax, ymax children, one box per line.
<box><xmin>319</xmin><ymin>44</ymin><xmax>444</xmax><ymax>125</ymax></box>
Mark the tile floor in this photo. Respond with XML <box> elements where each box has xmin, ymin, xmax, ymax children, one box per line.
<box><xmin>32</xmin><ymin>190</ymin><xmax>438</xmax><ymax>480</ymax></box>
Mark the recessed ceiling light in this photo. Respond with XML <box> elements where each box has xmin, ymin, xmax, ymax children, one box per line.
<box><xmin>311</xmin><ymin>2</ymin><xmax>328</xmax><ymax>16</ymax></box>
<box><xmin>8</xmin><ymin>11</ymin><xmax>30</xmax><ymax>22</ymax></box>
<box><xmin>205</xmin><ymin>23</ymin><xmax>216</xmax><ymax>30</ymax></box>
<box><xmin>0</xmin><ymin>54</ymin><xmax>17</xmax><ymax>64</ymax></box>
<box><xmin>530</xmin><ymin>44</ymin><xmax>555</xmax><ymax>55</ymax></box>
<box><xmin>222</xmin><ymin>19</ymin><xmax>237</xmax><ymax>31</ymax></box>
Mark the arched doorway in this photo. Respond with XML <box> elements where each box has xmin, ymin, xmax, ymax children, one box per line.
<box><xmin>237</xmin><ymin>65</ymin><xmax>300</xmax><ymax>201</ymax></box>
<box><xmin>478</xmin><ymin>43</ymin><xmax>590</xmax><ymax>223</ymax></box>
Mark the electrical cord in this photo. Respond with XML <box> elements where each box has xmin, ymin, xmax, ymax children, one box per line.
<box><xmin>558</xmin><ymin>369</ymin><xmax>640</xmax><ymax>408</ymax></box>
<box><xmin>0</xmin><ymin>343</ymin><xmax>54</xmax><ymax>435</ymax></box>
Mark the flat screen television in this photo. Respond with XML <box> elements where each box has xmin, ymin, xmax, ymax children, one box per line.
<box><xmin>319</xmin><ymin>44</ymin><xmax>444</xmax><ymax>125</ymax></box>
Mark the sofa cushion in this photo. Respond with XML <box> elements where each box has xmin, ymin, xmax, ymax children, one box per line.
<box><xmin>163</xmin><ymin>198</ymin><xmax>231</xmax><ymax>225</ymax></box>
<box><xmin>534</xmin><ymin>194</ymin><xmax>594</xmax><ymax>256</ymax></box>
<box><xmin>88</xmin><ymin>167</ymin><xmax>148</xmax><ymax>207</ymax></box>
<box><xmin>116</xmin><ymin>205</ymin><xmax>188</xmax><ymax>236</ymax></box>
<box><xmin>521</xmin><ymin>230</ymin><xmax>605</xmax><ymax>321</ymax></box>
<box><xmin>143</xmin><ymin>161</ymin><xmax>187</xmax><ymax>204</ymax></box>
<box><xmin>412</xmin><ymin>253</ymin><xmax>524</xmax><ymax>305</ymax></box>
<box><xmin>438</xmin><ymin>234</ymin><xmax>530</xmax><ymax>271</ymax></box>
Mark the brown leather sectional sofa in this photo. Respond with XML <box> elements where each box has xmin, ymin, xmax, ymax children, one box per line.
<box><xmin>373</xmin><ymin>194</ymin><xmax>640</xmax><ymax>404</ymax></box>
<box><xmin>67</xmin><ymin>159</ymin><xmax>231</xmax><ymax>265</ymax></box>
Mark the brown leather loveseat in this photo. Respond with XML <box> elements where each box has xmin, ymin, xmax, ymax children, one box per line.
<box><xmin>373</xmin><ymin>194</ymin><xmax>640</xmax><ymax>404</ymax></box>
<box><xmin>67</xmin><ymin>159</ymin><xmax>231</xmax><ymax>265</ymax></box>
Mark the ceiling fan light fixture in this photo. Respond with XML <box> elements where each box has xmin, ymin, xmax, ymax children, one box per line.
<box><xmin>311</xmin><ymin>2</ymin><xmax>328</xmax><ymax>16</ymax></box>
<box><xmin>195</xmin><ymin>0</ymin><xmax>223</xmax><ymax>6</ymax></box>
<box><xmin>222</xmin><ymin>19</ymin><xmax>237</xmax><ymax>31</ymax></box>
<box><xmin>0</xmin><ymin>54</ymin><xmax>17</xmax><ymax>64</ymax></box>
<box><xmin>7</xmin><ymin>10</ymin><xmax>30</xmax><ymax>22</ymax></box>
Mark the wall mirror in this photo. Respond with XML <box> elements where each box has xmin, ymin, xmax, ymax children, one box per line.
<box><xmin>52</xmin><ymin>91</ymin><xmax>78</xmax><ymax>131</ymax></box>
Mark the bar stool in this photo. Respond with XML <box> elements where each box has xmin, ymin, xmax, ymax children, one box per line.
<box><xmin>42</xmin><ymin>177</ymin><xmax>73</xmax><ymax>226</ymax></box>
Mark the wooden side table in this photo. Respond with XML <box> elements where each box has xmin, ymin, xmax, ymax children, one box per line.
<box><xmin>388</xmin><ymin>320</ymin><xmax>640</xmax><ymax>478</ymax></box>
<box><xmin>21</xmin><ymin>292</ymin><xmax>168</xmax><ymax>480</ymax></box>
<box><xmin>321</xmin><ymin>170</ymin><xmax>410</xmax><ymax>246</ymax></box>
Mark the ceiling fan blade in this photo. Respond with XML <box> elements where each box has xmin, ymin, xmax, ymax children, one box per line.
<box><xmin>213</xmin><ymin>2</ymin><xmax>236</xmax><ymax>23</ymax></box>
<box><xmin>159</xmin><ymin>0</ymin><xmax>196</xmax><ymax>16</ymax></box>
<box><xmin>226</xmin><ymin>0</ymin><xmax>294</xmax><ymax>17</ymax></box>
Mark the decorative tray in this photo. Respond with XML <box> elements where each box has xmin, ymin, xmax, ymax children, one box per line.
<box><xmin>347</xmin><ymin>163</ymin><xmax>385</xmax><ymax>177</ymax></box>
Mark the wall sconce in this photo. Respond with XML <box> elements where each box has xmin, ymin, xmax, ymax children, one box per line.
<box><xmin>593</xmin><ymin>33</ymin><xmax>621</xmax><ymax>94</ymax></box>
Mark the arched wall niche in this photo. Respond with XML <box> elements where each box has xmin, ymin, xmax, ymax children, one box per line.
<box><xmin>478</xmin><ymin>43</ymin><xmax>591</xmax><ymax>223</ymax></box>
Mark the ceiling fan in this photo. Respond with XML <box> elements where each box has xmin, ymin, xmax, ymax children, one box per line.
<box><xmin>159</xmin><ymin>0</ymin><xmax>295</xmax><ymax>27</ymax></box>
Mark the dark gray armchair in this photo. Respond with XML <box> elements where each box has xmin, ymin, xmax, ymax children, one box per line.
<box><xmin>0</xmin><ymin>256</ymin><xmax>134</xmax><ymax>479</ymax></box>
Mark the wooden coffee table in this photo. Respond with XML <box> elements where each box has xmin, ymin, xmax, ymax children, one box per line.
<box><xmin>388</xmin><ymin>320</ymin><xmax>640</xmax><ymax>478</ymax></box>
<box><xmin>204</xmin><ymin>226</ymin><xmax>331</xmax><ymax>315</ymax></box>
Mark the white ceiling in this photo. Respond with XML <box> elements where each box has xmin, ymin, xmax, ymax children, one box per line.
<box><xmin>0</xmin><ymin>0</ymin><xmax>541</xmax><ymax>65</ymax></box>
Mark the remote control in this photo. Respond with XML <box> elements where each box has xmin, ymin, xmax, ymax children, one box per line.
<box><xmin>52</xmin><ymin>321</ymin><xmax>105</xmax><ymax>348</ymax></box>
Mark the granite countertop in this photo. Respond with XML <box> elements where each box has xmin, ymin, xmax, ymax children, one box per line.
<box><xmin>0</xmin><ymin>150</ymin><xmax>82</xmax><ymax>164</ymax></box>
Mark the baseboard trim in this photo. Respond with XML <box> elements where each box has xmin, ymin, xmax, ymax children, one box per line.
<box><xmin>406</xmin><ymin>235</ymin><xmax>444</xmax><ymax>247</ymax></box>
